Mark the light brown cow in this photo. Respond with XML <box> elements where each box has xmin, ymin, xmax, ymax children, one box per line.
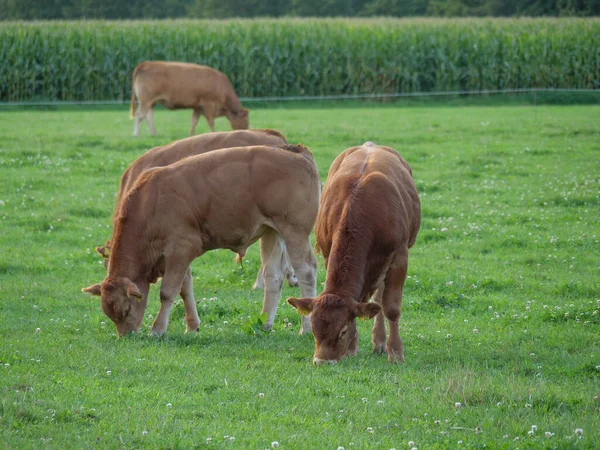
<box><xmin>288</xmin><ymin>142</ymin><xmax>420</xmax><ymax>364</ymax></box>
<box><xmin>95</xmin><ymin>129</ymin><xmax>298</xmax><ymax>288</ymax></box>
<box><xmin>83</xmin><ymin>144</ymin><xmax>320</xmax><ymax>337</ymax></box>
<box><xmin>130</xmin><ymin>61</ymin><xmax>249</xmax><ymax>136</ymax></box>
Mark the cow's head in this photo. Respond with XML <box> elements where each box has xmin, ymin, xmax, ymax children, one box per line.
<box><xmin>287</xmin><ymin>294</ymin><xmax>380</xmax><ymax>364</ymax></box>
<box><xmin>95</xmin><ymin>240</ymin><xmax>112</xmax><ymax>270</ymax></box>
<box><xmin>230</xmin><ymin>108</ymin><xmax>249</xmax><ymax>130</ymax></box>
<box><xmin>82</xmin><ymin>277</ymin><xmax>147</xmax><ymax>337</ymax></box>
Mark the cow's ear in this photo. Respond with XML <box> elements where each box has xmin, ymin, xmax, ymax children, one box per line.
<box><xmin>95</xmin><ymin>245</ymin><xmax>110</xmax><ymax>258</ymax></box>
<box><xmin>353</xmin><ymin>302</ymin><xmax>380</xmax><ymax>319</ymax></box>
<box><xmin>126</xmin><ymin>281</ymin><xmax>143</xmax><ymax>301</ymax></box>
<box><xmin>287</xmin><ymin>297</ymin><xmax>315</xmax><ymax>316</ymax></box>
<box><xmin>82</xmin><ymin>283</ymin><xmax>102</xmax><ymax>297</ymax></box>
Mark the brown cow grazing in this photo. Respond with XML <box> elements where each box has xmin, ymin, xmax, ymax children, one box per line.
<box><xmin>288</xmin><ymin>142</ymin><xmax>420</xmax><ymax>364</ymax></box>
<box><xmin>95</xmin><ymin>129</ymin><xmax>298</xmax><ymax>288</ymax></box>
<box><xmin>130</xmin><ymin>61</ymin><xmax>249</xmax><ymax>136</ymax></box>
<box><xmin>83</xmin><ymin>144</ymin><xmax>320</xmax><ymax>337</ymax></box>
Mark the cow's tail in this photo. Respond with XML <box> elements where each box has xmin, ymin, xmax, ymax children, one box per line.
<box><xmin>129</xmin><ymin>88</ymin><xmax>136</xmax><ymax>119</ymax></box>
<box><xmin>129</xmin><ymin>65</ymin><xmax>141</xmax><ymax>119</ymax></box>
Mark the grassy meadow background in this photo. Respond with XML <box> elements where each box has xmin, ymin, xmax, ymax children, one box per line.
<box><xmin>0</xmin><ymin>100</ymin><xmax>599</xmax><ymax>448</ymax></box>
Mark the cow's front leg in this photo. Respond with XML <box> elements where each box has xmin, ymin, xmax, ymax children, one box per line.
<box><xmin>260</xmin><ymin>229</ymin><xmax>285</xmax><ymax>331</ymax></box>
<box><xmin>180</xmin><ymin>266</ymin><xmax>200</xmax><ymax>333</ymax></box>
<box><xmin>151</xmin><ymin>258</ymin><xmax>192</xmax><ymax>336</ymax></box>
<box><xmin>189</xmin><ymin>108</ymin><xmax>202</xmax><ymax>136</ymax></box>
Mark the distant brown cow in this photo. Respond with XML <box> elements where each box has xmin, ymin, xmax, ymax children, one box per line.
<box><xmin>130</xmin><ymin>61</ymin><xmax>249</xmax><ymax>136</ymax></box>
<box><xmin>95</xmin><ymin>129</ymin><xmax>298</xmax><ymax>288</ymax></box>
<box><xmin>288</xmin><ymin>142</ymin><xmax>421</xmax><ymax>364</ymax></box>
<box><xmin>83</xmin><ymin>144</ymin><xmax>320</xmax><ymax>337</ymax></box>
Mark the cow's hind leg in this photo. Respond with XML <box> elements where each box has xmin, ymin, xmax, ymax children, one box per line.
<box><xmin>253</xmin><ymin>243</ymin><xmax>298</xmax><ymax>290</ymax></box>
<box><xmin>371</xmin><ymin>286</ymin><xmax>387</xmax><ymax>354</ymax></box>
<box><xmin>134</xmin><ymin>101</ymin><xmax>155</xmax><ymax>136</ymax></box>
<box><xmin>180</xmin><ymin>267</ymin><xmax>200</xmax><ymax>332</ymax></box>
<box><xmin>259</xmin><ymin>228</ymin><xmax>286</xmax><ymax>331</ymax></box>
<box><xmin>380</xmin><ymin>250</ymin><xmax>409</xmax><ymax>363</ymax></box>
<box><xmin>151</xmin><ymin>253</ymin><xmax>196</xmax><ymax>336</ymax></box>
<box><xmin>283</xmin><ymin>246</ymin><xmax>299</xmax><ymax>287</ymax></box>
<box><xmin>145</xmin><ymin>107</ymin><xmax>157</xmax><ymax>135</ymax></box>
<box><xmin>279</xmin><ymin>228</ymin><xmax>317</xmax><ymax>335</ymax></box>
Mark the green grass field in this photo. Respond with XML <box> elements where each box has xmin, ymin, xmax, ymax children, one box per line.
<box><xmin>1</xmin><ymin>103</ymin><xmax>599</xmax><ymax>449</ymax></box>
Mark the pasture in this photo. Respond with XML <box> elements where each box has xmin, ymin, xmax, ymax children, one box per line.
<box><xmin>0</xmin><ymin>102</ymin><xmax>599</xmax><ymax>448</ymax></box>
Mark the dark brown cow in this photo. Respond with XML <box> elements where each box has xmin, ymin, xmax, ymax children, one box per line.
<box><xmin>130</xmin><ymin>61</ymin><xmax>249</xmax><ymax>136</ymax></box>
<box><xmin>95</xmin><ymin>129</ymin><xmax>298</xmax><ymax>288</ymax></box>
<box><xmin>83</xmin><ymin>144</ymin><xmax>320</xmax><ymax>337</ymax></box>
<box><xmin>288</xmin><ymin>142</ymin><xmax>420</xmax><ymax>364</ymax></box>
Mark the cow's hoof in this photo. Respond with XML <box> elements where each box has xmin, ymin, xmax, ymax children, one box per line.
<box><xmin>387</xmin><ymin>349</ymin><xmax>404</xmax><ymax>364</ymax></box>
<box><xmin>149</xmin><ymin>329</ymin><xmax>166</xmax><ymax>337</ymax></box>
<box><xmin>372</xmin><ymin>343</ymin><xmax>386</xmax><ymax>354</ymax></box>
<box><xmin>185</xmin><ymin>324</ymin><xmax>200</xmax><ymax>333</ymax></box>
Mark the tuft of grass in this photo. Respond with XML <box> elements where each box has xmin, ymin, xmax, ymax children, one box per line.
<box><xmin>0</xmin><ymin>103</ymin><xmax>599</xmax><ymax>448</ymax></box>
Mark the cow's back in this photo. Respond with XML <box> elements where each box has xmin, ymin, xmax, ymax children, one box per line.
<box><xmin>136</xmin><ymin>144</ymin><xmax>320</xmax><ymax>252</ymax></box>
<box><xmin>133</xmin><ymin>61</ymin><xmax>235</xmax><ymax>108</ymax></box>
<box><xmin>317</xmin><ymin>144</ymin><xmax>420</xmax><ymax>253</ymax></box>
<box><xmin>117</xmin><ymin>130</ymin><xmax>287</xmax><ymax>208</ymax></box>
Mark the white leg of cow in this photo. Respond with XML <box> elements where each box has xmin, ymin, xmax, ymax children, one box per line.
<box><xmin>189</xmin><ymin>109</ymin><xmax>202</xmax><ymax>136</ymax></box>
<box><xmin>146</xmin><ymin>108</ymin><xmax>157</xmax><ymax>135</ymax></box>
<box><xmin>151</xmin><ymin>258</ymin><xmax>192</xmax><ymax>336</ymax></box>
<box><xmin>371</xmin><ymin>286</ymin><xmax>387</xmax><ymax>354</ymax></box>
<box><xmin>283</xmin><ymin>247</ymin><xmax>299</xmax><ymax>287</ymax></box>
<box><xmin>134</xmin><ymin>113</ymin><xmax>144</xmax><ymax>136</ymax></box>
<box><xmin>379</xmin><ymin>250</ymin><xmax>409</xmax><ymax>363</ymax></box>
<box><xmin>259</xmin><ymin>229</ymin><xmax>285</xmax><ymax>331</ymax></box>
<box><xmin>280</xmin><ymin>230</ymin><xmax>317</xmax><ymax>335</ymax></box>
<box><xmin>180</xmin><ymin>267</ymin><xmax>200</xmax><ymax>333</ymax></box>
<box><xmin>252</xmin><ymin>262</ymin><xmax>265</xmax><ymax>290</ymax></box>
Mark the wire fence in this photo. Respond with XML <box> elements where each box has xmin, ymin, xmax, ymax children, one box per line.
<box><xmin>0</xmin><ymin>88</ymin><xmax>597</xmax><ymax>107</ymax></box>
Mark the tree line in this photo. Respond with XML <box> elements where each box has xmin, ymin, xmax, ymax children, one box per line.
<box><xmin>1</xmin><ymin>0</ymin><xmax>599</xmax><ymax>20</ymax></box>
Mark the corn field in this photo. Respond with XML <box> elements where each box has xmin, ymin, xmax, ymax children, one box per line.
<box><xmin>0</xmin><ymin>18</ymin><xmax>599</xmax><ymax>102</ymax></box>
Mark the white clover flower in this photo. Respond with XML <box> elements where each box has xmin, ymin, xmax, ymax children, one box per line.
<box><xmin>259</xmin><ymin>392</ymin><xmax>265</xmax><ymax>398</ymax></box>
<box><xmin>366</xmin><ymin>427</ymin><xmax>374</xmax><ymax>433</ymax></box>
<box><xmin>473</xmin><ymin>328</ymin><xmax>479</xmax><ymax>334</ymax></box>
<box><xmin>106</xmin><ymin>370</ymin><xmax>111</xmax><ymax>376</ymax></box>
<box><xmin>166</xmin><ymin>403</ymin><xmax>172</xmax><ymax>408</ymax></box>
<box><xmin>575</xmin><ymin>428</ymin><xmax>584</xmax><ymax>437</ymax></box>
<box><xmin>454</xmin><ymin>402</ymin><xmax>462</xmax><ymax>408</ymax></box>
<box><xmin>408</xmin><ymin>441</ymin><xmax>415</xmax><ymax>447</ymax></box>
<box><xmin>36</xmin><ymin>328</ymin><xmax>41</xmax><ymax>334</ymax></box>
<box><xmin>142</xmin><ymin>430</ymin><xmax>148</xmax><ymax>436</ymax></box>
<box><xmin>271</xmin><ymin>442</ymin><xmax>279</xmax><ymax>448</ymax></box>
<box><xmin>531</xmin><ymin>425</ymin><xmax>537</xmax><ymax>432</ymax></box>
<box><xmin>545</xmin><ymin>432</ymin><xmax>554</xmax><ymax>438</ymax></box>
<box><xmin>528</xmin><ymin>430</ymin><xmax>534</xmax><ymax>437</ymax></box>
